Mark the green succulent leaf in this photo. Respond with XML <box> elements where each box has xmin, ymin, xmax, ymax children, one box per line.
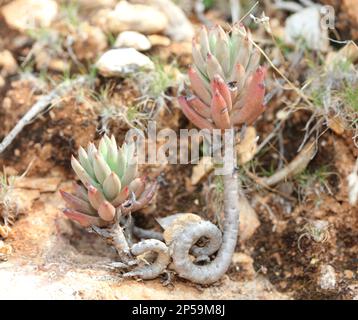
<box><xmin>78</xmin><ymin>146</ymin><xmax>95</xmax><ymax>178</ymax></box>
<box><xmin>103</xmin><ymin>172</ymin><xmax>122</xmax><ymax>200</ymax></box>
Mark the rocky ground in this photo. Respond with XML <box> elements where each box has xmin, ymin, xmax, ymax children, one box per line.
<box><xmin>0</xmin><ymin>0</ymin><xmax>357</xmax><ymax>300</ymax></box>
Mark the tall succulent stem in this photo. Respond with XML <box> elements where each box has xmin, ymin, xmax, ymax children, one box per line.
<box><xmin>169</xmin><ymin>146</ymin><xmax>240</xmax><ymax>284</ymax></box>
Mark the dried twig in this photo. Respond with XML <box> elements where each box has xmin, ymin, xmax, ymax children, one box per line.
<box><xmin>261</xmin><ymin>141</ymin><xmax>317</xmax><ymax>186</ymax></box>
<box><xmin>0</xmin><ymin>76</ymin><xmax>90</xmax><ymax>155</ymax></box>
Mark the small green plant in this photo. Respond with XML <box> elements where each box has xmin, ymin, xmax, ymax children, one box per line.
<box><xmin>295</xmin><ymin>165</ymin><xmax>336</xmax><ymax>202</ymax></box>
<box><xmin>310</xmin><ymin>89</ymin><xmax>324</xmax><ymax>109</ymax></box>
<box><xmin>126</xmin><ymin>105</ymin><xmax>142</xmax><ymax>122</ymax></box>
<box><xmin>305</xmin><ymin>48</ymin><xmax>358</xmax><ymax>142</ymax></box>
<box><xmin>60</xmin><ymin>1</ymin><xmax>80</xmax><ymax>28</ymax></box>
<box><xmin>341</xmin><ymin>83</ymin><xmax>358</xmax><ymax>112</ymax></box>
<box><xmin>106</xmin><ymin>32</ymin><xmax>117</xmax><ymax>47</ymax></box>
<box><xmin>133</xmin><ymin>58</ymin><xmax>181</xmax><ymax>116</ymax></box>
<box><xmin>147</xmin><ymin>59</ymin><xmax>177</xmax><ymax>98</ymax></box>
<box><xmin>61</xmin><ymin>135</ymin><xmax>150</xmax><ymax>227</ymax></box>
<box><xmin>90</xmin><ymin>84</ymin><xmax>148</xmax><ymax>133</ymax></box>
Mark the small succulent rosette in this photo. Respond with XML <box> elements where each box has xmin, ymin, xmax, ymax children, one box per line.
<box><xmin>60</xmin><ymin>135</ymin><xmax>154</xmax><ymax>228</ymax></box>
<box><xmin>179</xmin><ymin>24</ymin><xmax>267</xmax><ymax>130</ymax></box>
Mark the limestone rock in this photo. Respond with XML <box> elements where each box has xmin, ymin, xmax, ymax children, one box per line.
<box><xmin>114</xmin><ymin>31</ymin><xmax>151</xmax><ymax>51</ymax></box>
<box><xmin>1</xmin><ymin>0</ymin><xmax>58</xmax><ymax>32</ymax></box>
<box><xmin>284</xmin><ymin>6</ymin><xmax>329</xmax><ymax>51</ymax></box>
<box><xmin>239</xmin><ymin>196</ymin><xmax>261</xmax><ymax>241</ymax></box>
<box><xmin>131</xmin><ymin>0</ymin><xmax>194</xmax><ymax>42</ymax></box>
<box><xmin>318</xmin><ymin>264</ymin><xmax>337</xmax><ymax>290</ymax></box>
<box><xmin>92</xmin><ymin>1</ymin><xmax>168</xmax><ymax>35</ymax></box>
<box><xmin>96</xmin><ymin>48</ymin><xmax>154</xmax><ymax>77</ymax></box>
<box><xmin>148</xmin><ymin>35</ymin><xmax>171</xmax><ymax>47</ymax></box>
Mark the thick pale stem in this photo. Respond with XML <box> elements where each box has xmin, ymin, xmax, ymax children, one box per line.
<box><xmin>111</xmin><ymin>225</ymin><xmax>137</xmax><ymax>265</ymax></box>
<box><xmin>170</xmin><ymin>161</ymin><xmax>240</xmax><ymax>284</ymax></box>
<box><xmin>92</xmin><ymin>224</ymin><xmax>132</xmax><ymax>263</ymax></box>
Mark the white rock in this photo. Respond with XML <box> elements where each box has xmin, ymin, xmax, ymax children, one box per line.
<box><xmin>92</xmin><ymin>1</ymin><xmax>168</xmax><ymax>35</ymax></box>
<box><xmin>148</xmin><ymin>35</ymin><xmax>171</xmax><ymax>47</ymax></box>
<box><xmin>318</xmin><ymin>265</ymin><xmax>336</xmax><ymax>290</ymax></box>
<box><xmin>114</xmin><ymin>31</ymin><xmax>151</xmax><ymax>51</ymax></box>
<box><xmin>284</xmin><ymin>6</ymin><xmax>329</xmax><ymax>51</ymax></box>
<box><xmin>239</xmin><ymin>196</ymin><xmax>260</xmax><ymax>241</ymax></box>
<box><xmin>96</xmin><ymin>48</ymin><xmax>154</xmax><ymax>77</ymax></box>
<box><xmin>1</xmin><ymin>0</ymin><xmax>58</xmax><ymax>32</ymax></box>
<box><xmin>132</xmin><ymin>0</ymin><xmax>194</xmax><ymax>42</ymax></box>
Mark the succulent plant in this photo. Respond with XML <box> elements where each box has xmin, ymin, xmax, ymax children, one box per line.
<box><xmin>179</xmin><ymin>24</ymin><xmax>267</xmax><ymax>130</ymax></box>
<box><xmin>169</xmin><ymin>24</ymin><xmax>269</xmax><ymax>285</ymax></box>
<box><xmin>61</xmin><ymin>135</ymin><xmax>154</xmax><ymax>228</ymax></box>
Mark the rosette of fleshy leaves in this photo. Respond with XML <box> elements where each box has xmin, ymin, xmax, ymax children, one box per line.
<box><xmin>178</xmin><ymin>24</ymin><xmax>267</xmax><ymax>130</ymax></box>
<box><xmin>60</xmin><ymin>135</ymin><xmax>156</xmax><ymax>228</ymax></box>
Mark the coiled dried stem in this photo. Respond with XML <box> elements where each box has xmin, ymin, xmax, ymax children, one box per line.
<box><xmin>123</xmin><ymin>239</ymin><xmax>170</xmax><ymax>280</ymax></box>
<box><xmin>164</xmin><ymin>165</ymin><xmax>240</xmax><ymax>284</ymax></box>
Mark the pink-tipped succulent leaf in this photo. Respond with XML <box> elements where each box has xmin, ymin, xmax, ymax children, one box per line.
<box><xmin>61</xmin><ymin>135</ymin><xmax>155</xmax><ymax>227</ymax></box>
<box><xmin>180</xmin><ymin>24</ymin><xmax>267</xmax><ymax>130</ymax></box>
